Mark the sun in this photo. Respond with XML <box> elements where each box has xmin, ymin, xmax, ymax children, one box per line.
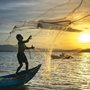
<box><xmin>79</xmin><ymin>34</ymin><xmax>90</xmax><ymax>43</ymax></box>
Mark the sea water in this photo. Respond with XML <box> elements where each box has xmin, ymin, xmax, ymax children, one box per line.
<box><xmin>0</xmin><ymin>51</ymin><xmax>90</xmax><ymax>90</ymax></box>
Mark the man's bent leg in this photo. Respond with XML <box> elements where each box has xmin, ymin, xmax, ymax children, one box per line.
<box><xmin>16</xmin><ymin>63</ymin><xmax>23</xmax><ymax>73</ymax></box>
<box><xmin>25</xmin><ymin>61</ymin><xmax>28</xmax><ymax>71</ymax></box>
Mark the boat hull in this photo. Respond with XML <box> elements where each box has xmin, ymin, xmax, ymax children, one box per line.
<box><xmin>0</xmin><ymin>64</ymin><xmax>41</xmax><ymax>87</ymax></box>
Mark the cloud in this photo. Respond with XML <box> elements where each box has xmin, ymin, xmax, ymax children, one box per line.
<box><xmin>0</xmin><ymin>0</ymin><xmax>40</xmax><ymax>23</ymax></box>
<box><xmin>66</xmin><ymin>28</ymin><xmax>82</xmax><ymax>32</ymax></box>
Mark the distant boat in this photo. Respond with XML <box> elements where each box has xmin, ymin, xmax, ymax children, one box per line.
<box><xmin>51</xmin><ymin>53</ymin><xmax>73</xmax><ymax>59</ymax></box>
<box><xmin>51</xmin><ymin>55</ymin><xmax>60</xmax><ymax>59</ymax></box>
<box><xmin>0</xmin><ymin>64</ymin><xmax>41</xmax><ymax>87</ymax></box>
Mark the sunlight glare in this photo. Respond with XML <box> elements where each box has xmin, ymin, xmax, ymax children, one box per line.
<box><xmin>79</xmin><ymin>34</ymin><xmax>90</xmax><ymax>43</ymax></box>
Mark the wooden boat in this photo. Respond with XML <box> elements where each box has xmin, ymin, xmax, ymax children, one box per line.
<box><xmin>0</xmin><ymin>64</ymin><xmax>41</xmax><ymax>87</ymax></box>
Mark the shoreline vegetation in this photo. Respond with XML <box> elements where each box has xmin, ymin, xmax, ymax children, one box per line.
<box><xmin>0</xmin><ymin>45</ymin><xmax>90</xmax><ymax>52</ymax></box>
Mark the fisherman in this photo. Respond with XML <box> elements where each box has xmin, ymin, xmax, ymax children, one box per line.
<box><xmin>16</xmin><ymin>34</ymin><xmax>34</xmax><ymax>73</ymax></box>
<box><xmin>37</xmin><ymin>22</ymin><xmax>43</xmax><ymax>28</ymax></box>
<box><xmin>60</xmin><ymin>52</ymin><xmax>64</xmax><ymax>58</ymax></box>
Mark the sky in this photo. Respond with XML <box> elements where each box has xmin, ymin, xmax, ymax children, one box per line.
<box><xmin>0</xmin><ymin>0</ymin><xmax>90</xmax><ymax>49</ymax></box>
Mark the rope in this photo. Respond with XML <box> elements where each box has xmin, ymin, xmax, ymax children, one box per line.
<box><xmin>65</xmin><ymin>0</ymin><xmax>84</xmax><ymax>19</ymax></box>
<box><xmin>71</xmin><ymin>14</ymin><xmax>90</xmax><ymax>24</ymax></box>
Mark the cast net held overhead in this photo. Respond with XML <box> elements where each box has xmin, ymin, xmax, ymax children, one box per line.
<box><xmin>10</xmin><ymin>0</ymin><xmax>72</xmax><ymax>34</ymax></box>
<box><xmin>36</xmin><ymin>19</ymin><xmax>71</xmax><ymax>31</ymax></box>
<box><xmin>7</xmin><ymin>0</ymin><xmax>90</xmax><ymax>42</ymax></box>
<box><xmin>36</xmin><ymin>0</ymin><xmax>90</xmax><ymax>31</ymax></box>
<box><xmin>9</xmin><ymin>0</ymin><xmax>90</xmax><ymax>35</ymax></box>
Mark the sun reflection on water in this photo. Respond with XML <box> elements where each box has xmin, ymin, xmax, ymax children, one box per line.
<box><xmin>40</xmin><ymin>50</ymin><xmax>52</xmax><ymax>83</ymax></box>
<box><xmin>78</xmin><ymin>53</ymin><xmax>90</xmax><ymax>90</ymax></box>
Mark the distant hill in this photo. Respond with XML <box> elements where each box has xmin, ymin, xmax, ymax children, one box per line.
<box><xmin>0</xmin><ymin>45</ymin><xmax>81</xmax><ymax>52</ymax></box>
<box><xmin>52</xmin><ymin>49</ymin><xmax>80</xmax><ymax>52</ymax></box>
<box><xmin>36</xmin><ymin>48</ymin><xmax>80</xmax><ymax>52</ymax></box>
<box><xmin>0</xmin><ymin>45</ymin><xmax>17</xmax><ymax>52</ymax></box>
<box><xmin>80</xmin><ymin>49</ymin><xmax>90</xmax><ymax>52</ymax></box>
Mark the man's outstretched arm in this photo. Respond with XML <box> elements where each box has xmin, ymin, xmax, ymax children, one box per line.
<box><xmin>26</xmin><ymin>45</ymin><xmax>35</xmax><ymax>49</ymax></box>
<box><xmin>23</xmin><ymin>35</ymin><xmax>32</xmax><ymax>43</ymax></box>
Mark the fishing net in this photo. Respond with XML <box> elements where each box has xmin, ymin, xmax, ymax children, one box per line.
<box><xmin>36</xmin><ymin>0</ymin><xmax>90</xmax><ymax>31</ymax></box>
<box><xmin>5</xmin><ymin>0</ymin><xmax>90</xmax><ymax>50</ymax></box>
<box><xmin>9</xmin><ymin>0</ymin><xmax>90</xmax><ymax>35</ymax></box>
<box><xmin>37</xmin><ymin>19</ymin><xmax>71</xmax><ymax>30</ymax></box>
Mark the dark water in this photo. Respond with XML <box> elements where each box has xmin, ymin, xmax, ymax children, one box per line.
<box><xmin>0</xmin><ymin>51</ymin><xmax>90</xmax><ymax>90</ymax></box>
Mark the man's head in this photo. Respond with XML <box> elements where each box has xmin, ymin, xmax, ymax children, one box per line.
<box><xmin>16</xmin><ymin>34</ymin><xmax>23</xmax><ymax>41</ymax></box>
